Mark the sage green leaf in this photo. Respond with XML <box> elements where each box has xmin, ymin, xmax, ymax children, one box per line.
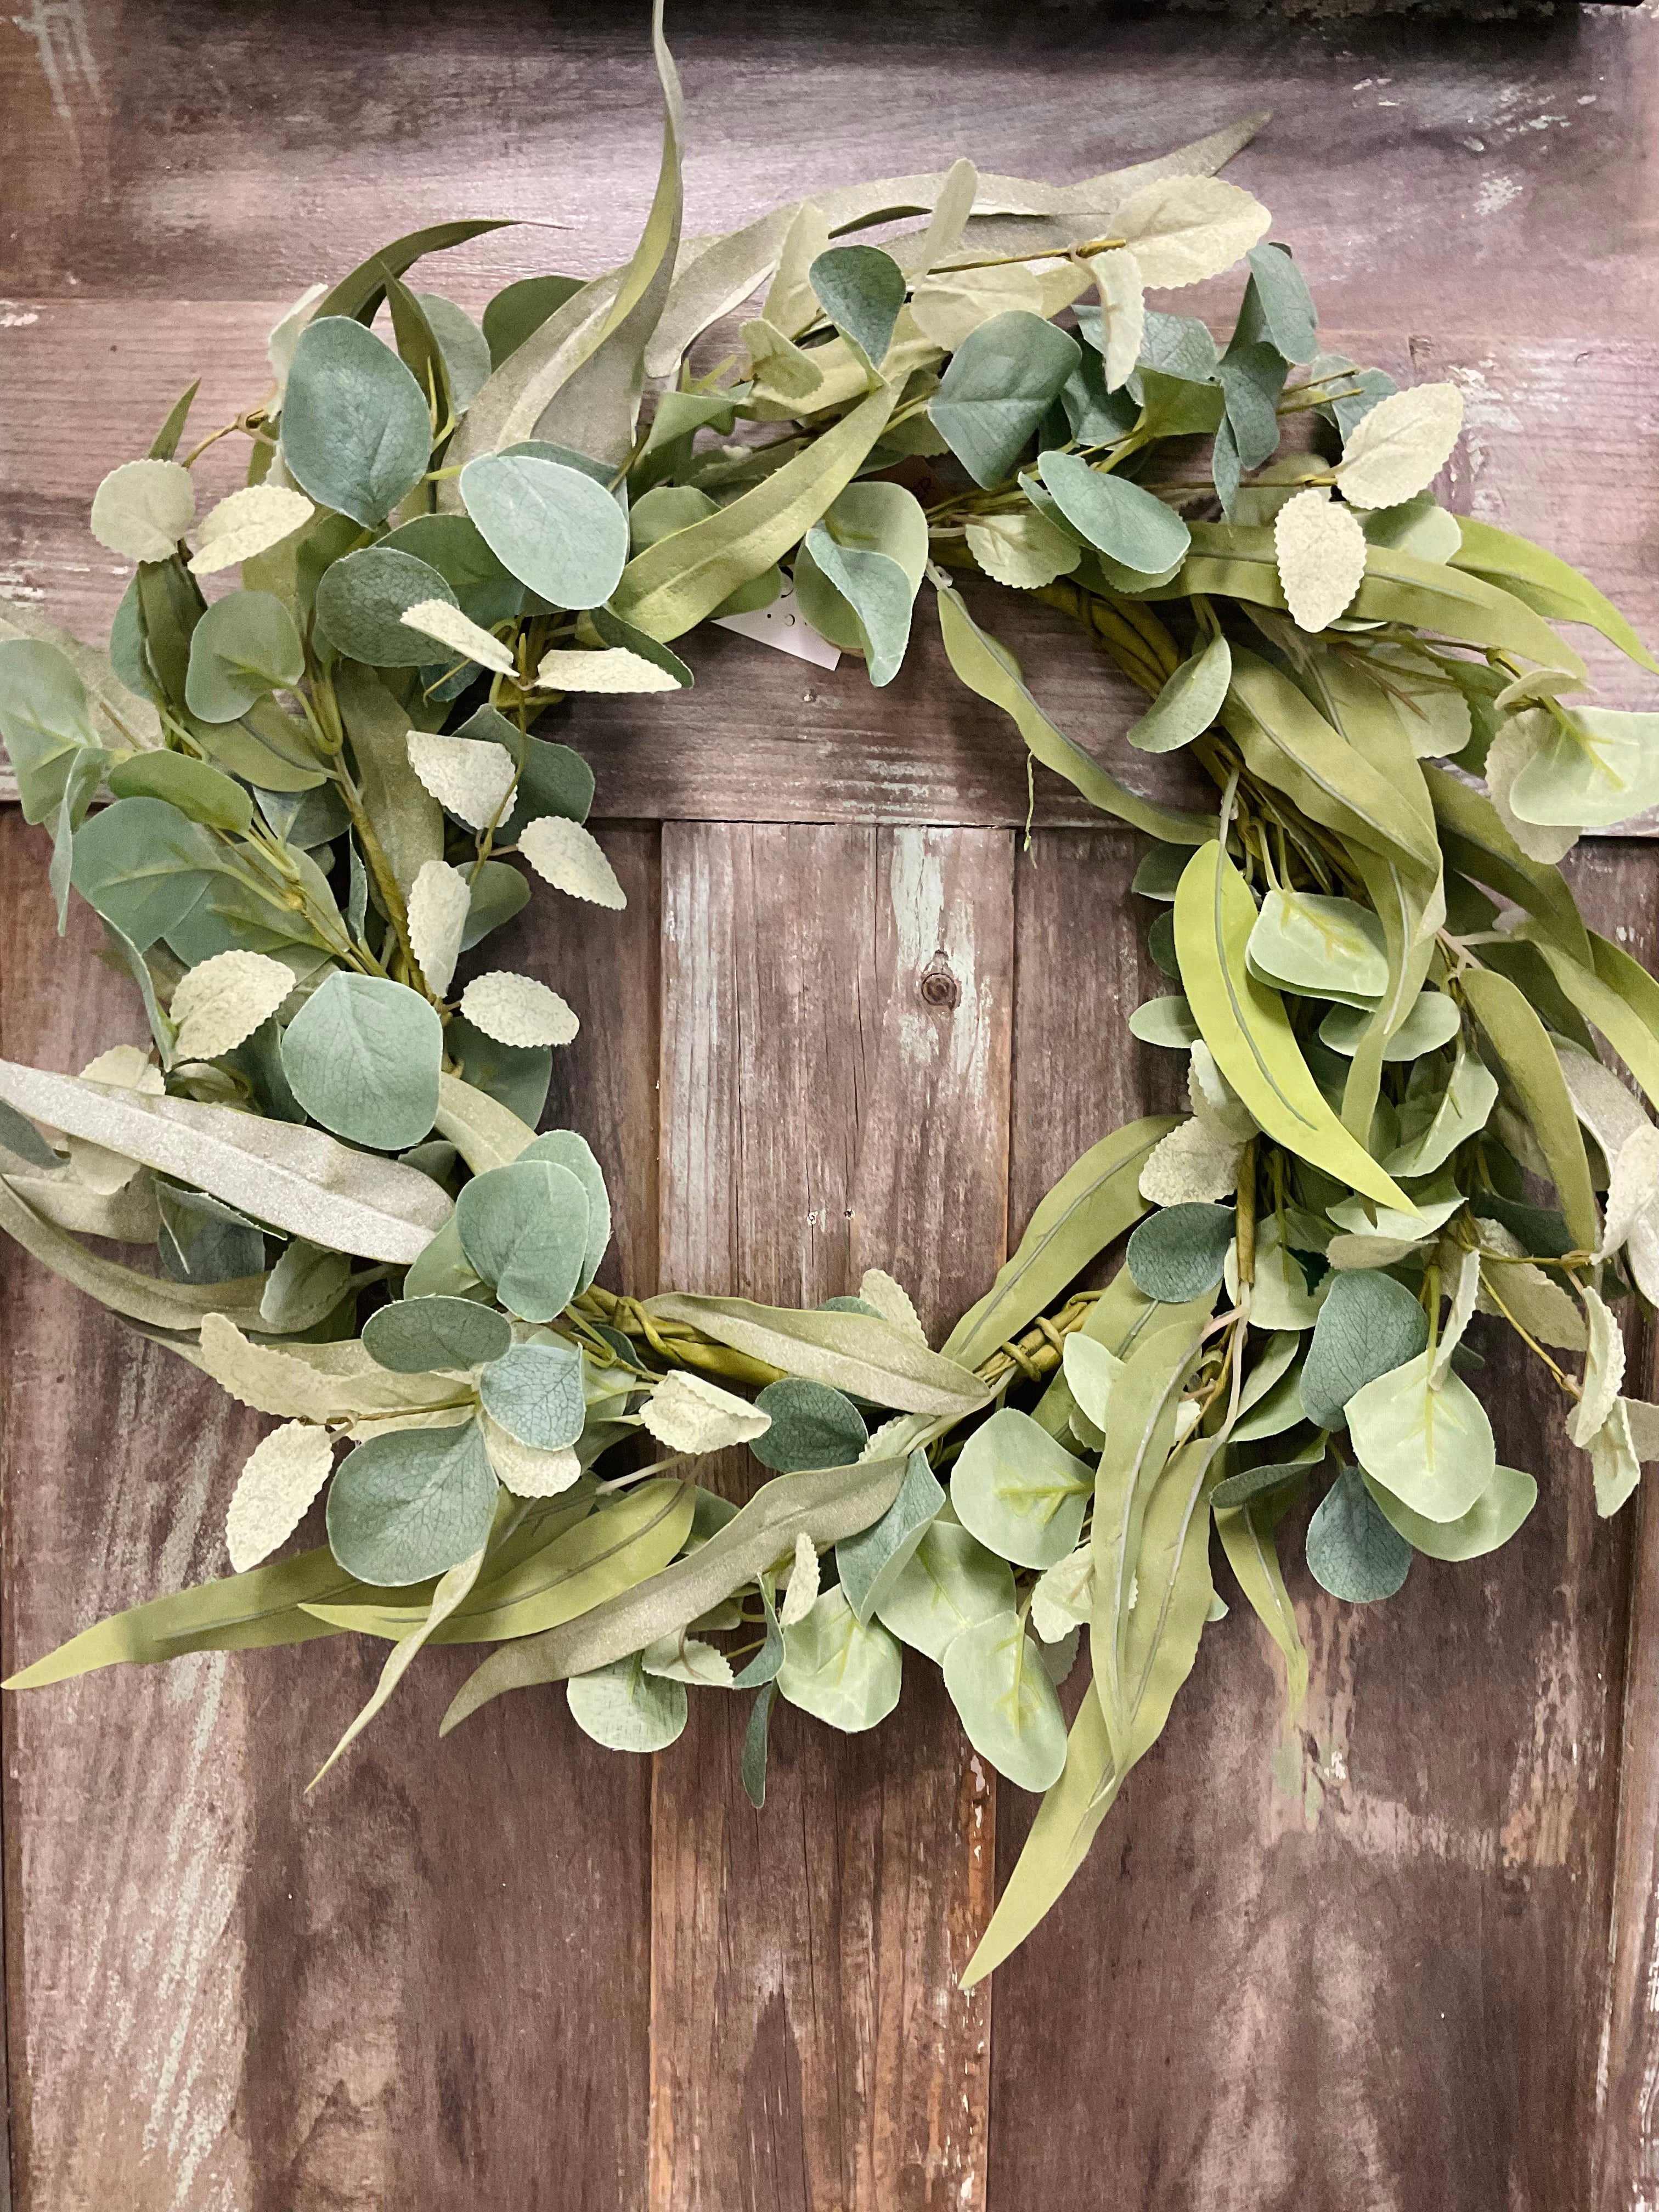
<box><xmin>280</xmin><ymin>973</ymin><xmax>443</xmax><ymax>1152</ymax></box>
<box><xmin>945</xmin><ymin>1114</ymin><xmax>1177</xmax><ymax>1368</ymax></box>
<box><xmin>281</xmin><ymin>317</ymin><xmax>433</xmax><ymax>526</ymax></box>
<box><xmin>568</xmin><ymin>1654</ymin><xmax>687</xmax><ymax>1752</ymax></box>
<box><xmin>0</xmin><ymin>1054</ymin><xmax>448</xmax><ymax>1262</ymax></box>
<box><xmin>952</xmin><ymin>1407</ymin><xmax>1093</xmax><ymax>1568</ymax></box>
<box><xmin>440</xmin><ymin>1458</ymin><xmax>906</xmax><ymax>1726</ymax></box>
<box><xmin>327</xmin><ymin>1418</ymin><xmax>498</xmax><ymax>1585</ymax></box>
<box><xmin>778</xmin><ymin>1586</ymin><xmax>902</xmax><ymax>1733</ymax></box>
<box><xmin>928</xmin><ymin>312</ymin><xmax>1081</xmax><ymax>488</ymax></box>
<box><xmin>1299</xmin><ymin>1268</ymin><xmax>1429</xmax><ymax>1430</ymax></box>
<box><xmin>198</xmin><ymin>1313</ymin><xmax>470</xmax><ymax>1428</ymax></box>
<box><xmin>1383</xmin><ymin>1044</ymin><xmax>1497</xmax><ymax>1178</ymax></box>
<box><xmin>808</xmin><ymin>244</ymin><xmax>905</xmax><ymax>365</ymax></box>
<box><xmin>932</xmin><ymin>582</ymin><xmax>1211</xmax><ymax>845</ymax></box>
<box><xmin>800</xmin><ymin>528</ymin><xmax>912</xmax><ymax>685</ymax></box>
<box><xmin>943</xmin><ymin>1611</ymin><xmax>1067</xmax><ymax>1791</ymax></box>
<box><xmin>875</xmin><ymin>1517</ymin><xmax>1014</xmax><ymax>1661</ymax></box>
<box><xmin>455</xmin><ymin>1157</ymin><xmax>589</xmax><ymax>1322</ymax></box>
<box><xmin>964</xmin><ymin>507</ymin><xmax>1081</xmax><ymax>591</ymax></box>
<box><xmin>1319</xmin><ymin>989</ymin><xmax>1460</xmax><ymax>1062</ymax></box>
<box><xmin>314</xmin><ymin>547</ymin><xmax>459</xmax><ymax>668</ymax></box>
<box><xmin>460</xmin><ymin>452</ymin><xmax>630</xmax><ymax>611</ymax></box>
<box><xmin>478</xmin><ymin>1340</ymin><xmax>586</xmax><ymax>1451</ymax></box>
<box><xmin>750</xmin><ymin>1377</ymin><xmax>868</xmax><ymax>1473</ymax></box>
<box><xmin>835</xmin><ymin>1450</ymin><xmax>944</xmax><ymax>1625</ymax></box>
<box><xmin>1037</xmin><ymin>452</ymin><xmax>1190</xmax><ymax>575</ymax></box>
<box><xmin>0</xmin><ymin>638</ymin><xmax>105</xmax><ymax>824</ymax></box>
<box><xmin>1451</xmin><ymin>516</ymin><xmax>1659</xmax><ymax>677</ymax></box>
<box><xmin>1305</xmin><ymin>1462</ymin><xmax>1411</xmax><ymax>1600</ymax></box>
<box><xmin>1172</xmin><ymin>842</ymin><xmax>1412</xmax><ymax>1211</ymax></box>
<box><xmin>649</xmin><ymin>1293</ymin><xmax>988</xmax><ymax>1418</ymax></box>
<box><xmin>183</xmin><ymin>591</ymin><xmax>304</xmax><ymax>723</ymax></box>
<box><xmin>1126</xmin><ymin>1201</ymin><xmax>1234</xmax><ymax>1302</ymax></box>
<box><xmin>106</xmin><ymin>752</ymin><xmax>253</xmax><ymax>834</ymax></box>
<box><xmin>1245</xmin><ymin>888</ymin><xmax>1387</xmax><ymax>1006</ymax></box>
<box><xmin>363</xmin><ymin>1294</ymin><xmax>511</xmax><ymax>1374</ymax></box>
<box><xmin>612</xmin><ymin>378</ymin><xmax>899</xmax><ymax>640</ymax></box>
<box><xmin>1346</xmin><ymin>1350</ymin><xmax>1496</xmax><ymax>1522</ymax></box>
<box><xmin>260</xmin><ymin>1238</ymin><xmax>353</xmax><ymax>1332</ymax></box>
<box><xmin>518</xmin><ymin>1129</ymin><xmax>611</xmax><ymax>1293</ymax></box>
<box><xmin>1126</xmin><ymin>630</ymin><xmax>1231</xmax><ymax>754</ymax></box>
<box><xmin>1365</xmin><ymin>1462</ymin><xmax>1536</xmax><ymax>1561</ymax></box>
<box><xmin>1462</xmin><ymin>967</ymin><xmax>1598</xmax><ymax>1252</ymax></box>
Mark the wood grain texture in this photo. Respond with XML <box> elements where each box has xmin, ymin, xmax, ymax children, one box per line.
<box><xmin>0</xmin><ymin>816</ymin><xmax>661</xmax><ymax>2210</ymax></box>
<box><xmin>651</xmin><ymin>823</ymin><xmax>1012</xmax><ymax>2210</ymax></box>
<box><xmin>986</xmin><ymin>837</ymin><xmax>1651</xmax><ymax>2212</ymax></box>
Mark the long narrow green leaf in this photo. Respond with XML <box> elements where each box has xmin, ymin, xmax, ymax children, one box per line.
<box><xmin>648</xmin><ymin>1294</ymin><xmax>989</xmax><ymax>1416</ymax></box>
<box><xmin>1172</xmin><ymin>842</ymin><xmax>1412</xmax><ymax>1210</ymax></box>
<box><xmin>1525</xmin><ymin>932</ymin><xmax>1659</xmax><ymax>1116</ymax></box>
<box><xmin>1462</xmin><ymin>968</ymin><xmax>1598</xmax><ymax>1252</ymax></box>
<box><xmin>933</xmin><ymin>579</ymin><xmax>1212</xmax><ymax>845</ymax></box>
<box><xmin>314</xmin><ymin>220</ymin><xmax>514</xmax><ymax>323</ymax></box>
<box><xmin>1452</xmin><ymin>517</ymin><xmax>1659</xmax><ymax>676</ymax></box>
<box><xmin>611</xmin><ymin>379</ymin><xmax>900</xmax><ymax>640</ymax></box>
<box><xmin>440</xmin><ymin>1455</ymin><xmax>909</xmax><ymax>1731</ymax></box>
<box><xmin>0</xmin><ymin>1176</ymin><xmax>269</xmax><ymax>1334</ymax></box>
<box><xmin>1216</xmin><ymin>1493</ymin><xmax>1308</xmax><ymax>1715</ymax></box>
<box><xmin>944</xmin><ymin>1117</ymin><xmax>1176</xmax><ymax>1369</ymax></box>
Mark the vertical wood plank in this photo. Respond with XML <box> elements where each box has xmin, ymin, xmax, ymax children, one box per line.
<box><xmin>0</xmin><ymin>820</ymin><xmax>661</xmax><ymax>2210</ymax></box>
<box><xmin>650</xmin><ymin>822</ymin><xmax>1013</xmax><ymax>2212</ymax></box>
<box><xmin>986</xmin><ymin>832</ymin><xmax>1646</xmax><ymax>2211</ymax></box>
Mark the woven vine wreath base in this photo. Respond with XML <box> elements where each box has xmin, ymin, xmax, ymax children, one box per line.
<box><xmin>1</xmin><ymin>15</ymin><xmax>1655</xmax><ymax>1980</ymax></box>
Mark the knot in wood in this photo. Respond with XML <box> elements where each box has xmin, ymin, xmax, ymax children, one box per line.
<box><xmin>919</xmin><ymin>955</ymin><xmax>960</xmax><ymax>1009</ymax></box>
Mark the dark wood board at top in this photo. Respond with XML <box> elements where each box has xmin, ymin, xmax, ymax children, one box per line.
<box><xmin>6</xmin><ymin>4</ymin><xmax>1659</xmax><ymax>2210</ymax></box>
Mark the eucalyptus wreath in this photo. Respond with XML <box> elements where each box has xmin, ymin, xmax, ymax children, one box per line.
<box><xmin>3</xmin><ymin>20</ymin><xmax>1656</xmax><ymax>1980</ymax></box>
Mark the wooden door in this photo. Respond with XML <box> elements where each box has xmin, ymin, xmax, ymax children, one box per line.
<box><xmin>5</xmin><ymin>6</ymin><xmax>1659</xmax><ymax>2207</ymax></box>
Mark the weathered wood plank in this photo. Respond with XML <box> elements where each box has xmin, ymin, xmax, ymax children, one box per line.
<box><xmin>0</xmin><ymin>817</ymin><xmax>660</xmax><ymax>2209</ymax></box>
<box><xmin>986</xmin><ymin>831</ymin><xmax>1649</xmax><ymax>2211</ymax></box>
<box><xmin>650</xmin><ymin>822</ymin><xmax>1012</xmax><ymax>2211</ymax></box>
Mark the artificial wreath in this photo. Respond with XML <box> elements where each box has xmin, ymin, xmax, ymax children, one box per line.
<box><xmin>3</xmin><ymin>18</ymin><xmax>1656</xmax><ymax>1982</ymax></box>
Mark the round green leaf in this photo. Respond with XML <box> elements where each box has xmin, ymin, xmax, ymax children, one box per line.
<box><xmin>381</xmin><ymin>514</ymin><xmax>524</xmax><ymax>629</ymax></box>
<box><xmin>799</xmin><ymin>529</ymin><xmax>913</xmax><ymax>686</ymax></box>
<box><xmin>749</xmin><ymin>1377</ymin><xmax>868</xmax><ymax>1473</ymax></box>
<box><xmin>461</xmin><ymin>858</ymin><xmax>532</xmax><ymax>950</ymax></box>
<box><xmin>71</xmin><ymin>795</ymin><xmax>223</xmax><ymax>951</ymax></box>
<box><xmin>1345</xmin><ymin>1350</ymin><xmax>1496</xmax><ymax>1523</ymax></box>
<box><xmin>875</xmin><ymin>1519</ymin><xmax>1014</xmax><ymax>1662</ymax></box>
<box><xmin>459</xmin><ymin>453</ymin><xmax>630</xmax><ymax>611</ymax></box>
<box><xmin>281</xmin><ymin>315</ymin><xmax>434</xmax><ymax>527</ymax></box>
<box><xmin>1318</xmin><ymin>988</ymin><xmax>1463</xmax><ymax>1062</ymax></box>
<box><xmin>1127</xmin><ymin>995</ymin><xmax>1200</xmax><ymax>1049</ymax></box>
<box><xmin>1365</xmin><ymin>1461</ymin><xmax>1536</xmax><ymax>1561</ymax></box>
<box><xmin>777</xmin><ymin>1587</ymin><xmax>902</xmax><ymax>1733</ymax></box>
<box><xmin>363</xmin><ymin>1293</ymin><xmax>511</xmax><ymax>1373</ymax></box>
<box><xmin>478</xmin><ymin>1338</ymin><xmax>586</xmax><ymax>1450</ymax></box>
<box><xmin>454</xmin><ymin>1158</ymin><xmax>590</xmax><ymax>1323</ymax></box>
<box><xmin>326</xmin><ymin>1418</ymin><xmax>498</xmax><ymax>1585</ymax></box>
<box><xmin>567</xmin><ymin>1656</ymin><xmax>688</xmax><ymax>1752</ymax></box>
<box><xmin>1037</xmin><ymin>450</ymin><xmax>1192</xmax><ymax>575</ymax></box>
<box><xmin>1245</xmin><ymin>889</ymin><xmax>1389</xmax><ymax>1007</ymax></box>
<box><xmin>1127</xmin><ymin>1201</ymin><xmax>1236</xmax><ymax>1302</ymax></box>
<box><xmin>941</xmin><ymin>1610</ymin><xmax>1068</xmax><ymax>1791</ymax></box>
<box><xmin>445</xmin><ymin>1013</ymin><xmax>551</xmax><ymax>1130</ymax></box>
<box><xmin>279</xmin><ymin>972</ymin><xmax>443</xmax><ymax>1151</ymax></box>
<box><xmin>108</xmin><ymin>751</ymin><xmax>255</xmax><ymax>834</ymax></box>
<box><xmin>313</xmin><ymin>546</ymin><xmax>459</xmax><ymax>668</ymax></box>
<box><xmin>951</xmin><ymin>1406</ymin><xmax>1092</xmax><ymax>1569</ymax></box>
<box><xmin>183</xmin><ymin>591</ymin><xmax>304</xmax><ymax>723</ymax></box>
<box><xmin>519</xmin><ymin>1130</ymin><xmax>612</xmax><ymax>1294</ymax></box>
<box><xmin>1126</xmin><ymin>630</ymin><xmax>1232</xmax><ymax>754</ymax></box>
<box><xmin>1300</xmin><ymin>1268</ymin><xmax>1429</xmax><ymax>1430</ymax></box>
<box><xmin>808</xmin><ymin>244</ymin><xmax>906</xmax><ymax>365</ymax></box>
<box><xmin>1305</xmin><ymin>1462</ymin><xmax>1411</xmax><ymax>1601</ymax></box>
<box><xmin>927</xmin><ymin>312</ymin><xmax>1082</xmax><ymax>489</ymax></box>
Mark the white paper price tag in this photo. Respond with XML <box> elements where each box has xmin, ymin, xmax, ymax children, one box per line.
<box><xmin>713</xmin><ymin>582</ymin><xmax>841</xmax><ymax>669</ymax></box>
